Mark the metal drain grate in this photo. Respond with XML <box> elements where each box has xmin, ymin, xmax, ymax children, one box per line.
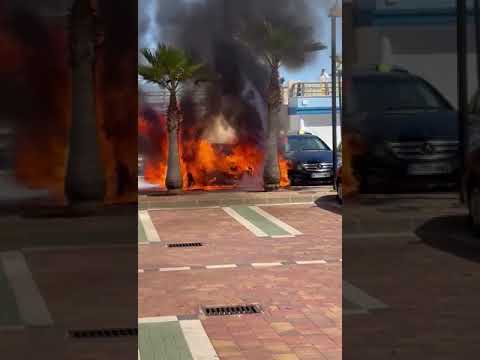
<box><xmin>203</xmin><ymin>304</ymin><xmax>262</xmax><ymax>317</ymax></box>
<box><xmin>68</xmin><ymin>328</ymin><xmax>138</xmax><ymax>339</ymax></box>
<box><xmin>168</xmin><ymin>242</ymin><xmax>203</xmax><ymax>248</ymax></box>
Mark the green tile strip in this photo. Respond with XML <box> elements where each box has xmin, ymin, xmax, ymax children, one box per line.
<box><xmin>0</xmin><ymin>262</ymin><xmax>22</xmax><ymax>327</ymax></box>
<box><xmin>230</xmin><ymin>206</ymin><xmax>291</xmax><ymax>237</ymax></box>
<box><xmin>138</xmin><ymin>215</ymin><xmax>148</xmax><ymax>244</ymax></box>
<box><xmin>139</xmin><ymin>322</ymin><xmax>194</xmax><ymax>360</ymax></box>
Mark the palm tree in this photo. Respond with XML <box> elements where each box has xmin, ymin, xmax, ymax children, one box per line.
<box><xmin>65</xmin><ymin>0</ymin><xmax>106</xmax><ymax>205</ymax></box>
<box><xmin>139</xmin><ymin>44</ymin><xmax>204</xmax><ymax>192</ymax></box>
<box><xmin>238</xmin><ymin>19</ymin><xmax>325</xmax><ymax>191</ymax></box>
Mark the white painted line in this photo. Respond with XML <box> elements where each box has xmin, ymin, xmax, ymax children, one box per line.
<box><xmin>251</xmin><ymin>262</ymin><xmax>283</xmax><ymax>268</ymax></box>
<box><xmin>180</xmin><ymin>319</ymin><xmax>220</xmax><ymax>360</ymax></box>
<box><xmin>295</xmin><ymin>260</ymin><xmax>327</xmax><ymax>265</ymax></box>
<box><xmin>343</xmin><ymin>281</ymin><xmax>388</xmax><ymax>311</ymax></box>
<box><xmin>138</xmin><ymin>269</ymin><xmax>145</xmax><ymax>273</ymax></box>
<box><xmin>159</xmin><ymin>267</ymin><xmax>191</xmax><ymax>272</ymax></box>
<box><xmin>139</xmin><ymin>210</ymin><xmax>161</xmax><ymax>243</ymax></box>
<box><xmin>256</xmin><ymin>202</ymin><xmax>313</xmax><ymax>207</ymax></box>
<box><xmin>222</xmin><ymin>207</ymin><xmax>268</xmax><ymax>237</ymax></box>
<box><xmin>205</xmin><ymin>264</ymin><xmax>238</xmax><ymax>269</ymax></box>
<box><xmin>149</xmin><ymin>206</ymin><xmax>221</xmax><ymax>211</ymax></box>
<box><xmin>0</xmin><ymin>325</ymin><xmax>25</xmax><ymax>331</ymax></box>
<box><xmin>0</xmin><ymin>251</ymin><xmax>53</xmax><ymax>326</ymax></box>
<box><xmin>138</xmin><ymin>348</ymin><xmax>141</xmax><ymax>360</ymax></box>
<box><xmin>139</xmin><ymin>316</ymin><xmax>178</xmax><ymax>324</ymax></box>
<box><xmin>22</xmin><ymin>244</ymin><xmax>136</xmax><ymax>253</ymax></box>
<box><xmin>250</xmin><ymin>206</ymin><xmax>303</xmax><ymax>236</ymax></box>
<box><xmin>271</xmin><ymin>234</ymin><xmax>295</xmax><ymax>238</ymax></box>
<box><xmin>343</xmin><ymin>232</ymin><xmax>418</xmax><ymax>240</ymax></box>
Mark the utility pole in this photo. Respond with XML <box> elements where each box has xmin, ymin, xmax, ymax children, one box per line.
<box><xmin>457</xmin><ymin>0</ymin><xmax>468</xmax><ymax>176</ymax></box>
<box><xmin>330</xmin><ymin>1</ymin><xmax>341</xmax><ymax>189</ymax></box>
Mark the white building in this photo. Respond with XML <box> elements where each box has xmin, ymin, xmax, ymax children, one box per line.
<box><xmin>349</xmin><ymin>0</ymin><xmax>478</xmax><ymax>106</ymax></box>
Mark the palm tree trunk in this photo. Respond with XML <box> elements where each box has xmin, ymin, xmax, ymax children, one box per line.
<box><xmin>65</xmin><ymin>0</ymin><xmax>106</xmax><ymax>205</ymax></box>
<box><xmin>165</xmin><ymin>90</ymin><xmax>183</xmax><ymax>191</ymax></box>
<box><xmin>263</xmin><ymin>60</ymin><xmax>281</xmax><ymax>191</ymax></box>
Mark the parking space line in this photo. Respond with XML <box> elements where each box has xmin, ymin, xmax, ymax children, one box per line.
<box><xmin>343</xmin><ymin>232</ymin><xmax>418</xmax><ymax>240</ymax></box>
<box><xmin>159</xmin><ymin>267</ymin><xmax>191</xmax><ymax>272</ymax></box>
<box><xmin>296</xmin><ymin>260</ymin><xmax>327</xmax><ymax>265</ymax></box>
<box><xmin>0</xmin><ymin>259</ymin><xmax>23</xmax><ymax>329</ymax></box>
<box><xmin>139</xmin><ymin>210</ymin><xmax>161</xmax><ymax>243</ymax></box>
<box><xmin>343</xmin><ymin>281</ymin><xmax>388</xmax><ymax>314</ymax></box>
<box><xmin>223</xmin><ymin>206</ymin><xmax>300</xmax><ymax>237</ymax></box>
<box><xmin>251</xmin><ymin>262</ymin><xmax>283</xmax><ymax>268</ymax></box>
<box><xmin>250</xmin><ymin>206</ymin><xmax>303</xmax><ymax>235</ymax></box>
<box><xmin>180</xmin><ymin>319</ymin><xmax>219</xmax><ymax>360</ymax></box>
<box><xmin>139</xmin><ymin>316</ymin><xmax>179</xmax><ymax>324</ymax></box>
<box><xmin>0</xmin><ymin>251</ymin><xmax>52</xmax><ymax>327</ymax></box>
<box><xmin>222</xmin><ymin>207</ymin><xmax>268</xmax><ymax>237</ymax></box>
<box><xmin>205</xmin><ymin>264</ymin><xmax>237</xmax><ymax>269</ymax></box>
<box><xmin>139</xmin><ymin>259</ymin><xmax>341</xmax><ymax>273</ymax></box>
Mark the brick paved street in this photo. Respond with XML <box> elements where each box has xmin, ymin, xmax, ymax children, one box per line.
<box><xmin>0</xmin><ymin>206</ymin><xmax>137</xmax><ymax>359</ymax></box>
<box><xmin>343</xmin><ymin>193</ymin><xmax>480</xmax><ymax>360</ymax></box>
<box><xmin>138</xmin><ymin>192</ymin><xmax>342</xmax><ymax>360</ymax></box>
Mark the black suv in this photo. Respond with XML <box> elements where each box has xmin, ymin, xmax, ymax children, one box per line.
<box><xmin>284</xmin><ymin>134</ymin><xmax>333</xmax><ymax>185</ymax></box>
<box><xmin>345</xmin><ymin>66</ymin><xmax>460</xmax><ymax>191</ymax></box>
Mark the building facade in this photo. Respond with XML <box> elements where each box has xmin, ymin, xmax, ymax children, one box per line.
<box><xmin>350</xmin><ymin>0</ymin><xmax>478</xmax><ymax>106</ymax></box>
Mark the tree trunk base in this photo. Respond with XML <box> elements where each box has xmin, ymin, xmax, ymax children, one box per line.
<box><xmin>263</xmin><ymin>183</ymin><xmax>280</xmax><ymax>192</ymax></box>
<box><xmin>166</xmin><ymin>188</ymin><xmax>183</xmax><ymax>195</ymax></box>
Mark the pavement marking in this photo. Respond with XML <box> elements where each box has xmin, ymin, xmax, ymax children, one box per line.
<box><xmin>139</xmin><ymin>320</ymin><xmax>194</xmax><ymax>360</ymax></box>
<box><xmin>343</xmin><ymin>232</ymin><xmax>418</xmax><ymax>240</ymax></box>
<box><xmin>343</xmin><ymin>281</ymin><xmax>388</xmax><ymax>315</ymax></box>
<box><xmin>296</xmin><ymin>260</ymin><xmax>327</xmax><ymax>265</ymax></box>
<box><xmin>180</xmin><ymin>320</ymin><xmax>220</xmax><ymax>360</ymax></box>
<box><xmin>250</xmin><ymin>206</ymin><xmax>303</xmax><ymax>236</ymax></box>
<box><xmin>0</xmin><ymin>260</ymin><xmax>23</xmax><ymax>329</ymax></box>
<box><xmin>222</xmin><ymin>207</ymin><xmax>268</xmax><ymax>237</ymax></box>
<box><xmin>251</xmin><ymin>262</ymin><xmax>283</xmax><ymax>268</ymax></box>
<box><xmin>205</xmin><ymin>264</ymin><xmax>238</xmax><ymax>269</ymax></box>
<box><xmin>223</xmin><ymin>206</ymin><xmax>300</xmax><ymax>237</ymax></box>
<box><xmin>0</xmin><ymin>251</ymin><xmax>53</xmax><ymax>327</ymax></box>
<box><xmin>138</xmin><ymin>259</ymin><xmax>341</xmax><ymax>273</ymax></box>
<box><xmin>159</xmin><ymin>266</ymin><xmax>191</xmax><ymax>272</ymax></box>
<box><xmin>139</xmin><ymin>316</ymin><xmax>179</xmax><ymax>324</ymax></box>
<box><xmin>139</xmin><ymin>210</ymin><xmax>161</xmax><ymax>243</ymax></box>
<box><xmin>22</xmin><ymin>244</ymin><xmax>136</xmax><ymax>253</ymax></box>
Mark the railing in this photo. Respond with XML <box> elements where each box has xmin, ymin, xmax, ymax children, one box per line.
<box><xmin>289</xmin><ymin>81</ymin><xmax>342</xmax><ymax>97</ymax></box>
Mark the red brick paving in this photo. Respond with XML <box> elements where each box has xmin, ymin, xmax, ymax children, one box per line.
<box><xmin>343</xmin><ymin>198</ymin><xmax>480</xmax><ymax>359</ymax></box>
<box><xmin>140</xmin><ymin>204</ymin><xmax>341</xmax><ymax>269</ymax></box>
<box><xmin>140</xmin><ymin>202</ymin><xmax>342</xmax><ymax>360</ymax></box>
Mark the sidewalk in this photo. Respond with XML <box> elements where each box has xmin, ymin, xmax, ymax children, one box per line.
<box><xmin>139</xmin><ymin>185</ymin><xmax>334</xmax><ymax>210</ymax></box>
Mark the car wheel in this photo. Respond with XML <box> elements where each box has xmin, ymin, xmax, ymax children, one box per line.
<box><xmin>469</xmin><ymin>184</ymin><xmax>480</xmax><ymax>234</ymax></box>
<box><xmin>336</xmin><ymin>179</ymin><xmax>343</xmax><ymax>204</ymax></box>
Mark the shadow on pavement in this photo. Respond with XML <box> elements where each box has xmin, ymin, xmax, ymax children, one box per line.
<box><xmin>314</xmin><ymin>195</ymin><xmax>341</xmax><ymax>215</ymax></box>
<box><xmin>415</xmin><ymin>215</ymin><xmax>480</xmax><ymax>263</ymax></box>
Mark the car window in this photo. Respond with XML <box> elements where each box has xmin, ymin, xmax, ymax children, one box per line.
<box><xmin>287</xmin><ymin>137</ymin><xmax>330</xmax><ymax>152</ymax></box>
<box><xmin>351</xmin><ymin>76</ymin><xmax>451</xmax><ymax>113</ymax></box>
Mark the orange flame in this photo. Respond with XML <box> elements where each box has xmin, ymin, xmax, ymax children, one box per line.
<box><xmin>139</xmin><ymin>108</ymin><xmax>290</xmax><ymax>191</ymax></box>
